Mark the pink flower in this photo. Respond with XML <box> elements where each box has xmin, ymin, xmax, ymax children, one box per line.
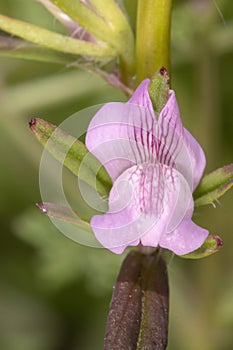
<box><xmin>86</xmin><ymin>79</ymin><xmax>208</xmax><ymax>255</ymax></box>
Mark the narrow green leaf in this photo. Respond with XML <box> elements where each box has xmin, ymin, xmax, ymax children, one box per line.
<box><xmin>90</xmin><ymin>0</ymin><xmax>130</xmax><ymax>29</ymax></box>
<box><xmin>37</xmin><ymin>202</ymin><xmax>93</xmax><ymax>232</ymax></box>
<box><xmin>51</xmin><ymin>0</ymin><xmax>135</xmax><ymax>82</ymax></box>
<box><xmin>0</xmin><ymin>14</ymin><xmax>116</xmax><ymax>59</ymax></box>
<box><xmin>0</xmin><ymin>36</ymin><xmax>73</xmax><ymax>64</ymax></box>
<box><xmin>51</xmin><ymin>0</ymin><xmax>115</xmax><ymax>44</ymax></box>
<box><xmin>37</xmin><ymin>0</ymin><xmax>81</xmax><ymax>35</ymax></box>
<box><xmin>180</xmin><ymin>235</ymin><xmax>223</xmax><ymax>259</ymax></box>
<box><xmin>88</xmin><ymin>0</ymin><xmax>135</xmax><ymax>62</ymax></box>
<box><xmin>148</xmin><ymin>67</ymin><xmax>170</xmax><ymax>113</ymax></box>
<box><xmin>51</xmin><ymin>0</ymin><xmax>134</xmax><ymax>48</ymax></box>
<box><xmin>194</xmin><ymin>164</ymin><xmax>233</xmax><ymax>207</ymax></box>
<box><xmin>29</xmin><ymin>118</ymin><xmax>112</xmax><ymax>197</ymax></box>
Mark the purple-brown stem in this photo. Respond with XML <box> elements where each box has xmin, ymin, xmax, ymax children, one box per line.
<box><xmin>104</xmin><ymin>250</ymin><xmax>169</xmax><ymax>350</ymax></box>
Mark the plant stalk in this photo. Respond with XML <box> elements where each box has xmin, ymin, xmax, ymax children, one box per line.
<box><xmin>136</xmin><ymin>0</ymin><xmax>172</xmax><ymax>84</ymax></box>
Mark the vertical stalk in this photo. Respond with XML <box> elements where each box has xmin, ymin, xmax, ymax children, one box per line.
<box><xmin>104</xmin><ymin>250</ymin><xmax>169</xmax><ymax>349</ymax></box>
<box><xmin>136</xmin><ymin>0</ymin><xmax>172</xmax><ymax>85</ymax></box>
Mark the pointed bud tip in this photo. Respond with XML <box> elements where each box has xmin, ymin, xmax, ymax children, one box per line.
<box><xmin>159</xmin><ymin>67</ymin><xmax>167</xmax><ymax>75</ymax></box>
<box><xmin>149</xmin><ymin>67</ymin><xmax>170</xmax><ymax>113</ymax></box>
<box><xmin>29</xmin><ymin>118</ymin><xmax>37</xmax><ymax>129</ymax></box>
<box><xmin>36</xmin><ymin>203</ymin><xmax>48</xmax><ymax>214</ymax></box>
<box><xmin>215</xmin><ymin>235</ymin><xmax>223</xmax><ymax>249</ymax></box>
<box><xmin>180</xmin><ymin>234</ymin><xmax>223</xmax><ymax>259</ymax></box>
<box><xmin>159</xmin><ymin>67</ymin><xmax>170</xmax><ymax>83</ymax></box>
<box><xmin>223</xmin><ymin>163</ymin><xmax>233</xmax><ymax>174</ymax></box>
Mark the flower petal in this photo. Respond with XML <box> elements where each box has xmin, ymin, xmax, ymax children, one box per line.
<box><xmin>182</xmin><ymin>128</ymin><xmax>206</xmax><ymax>190</ymax></box>
<box><xmin>86</xmin><ymin>81</ymin><xmax>206</xmax><ymax>191</ymax></box>
<box><xmin>91</xmin><ymin>164</ymin><xmax>194</xmax><ymax>254</ymax></box>
<box><xmin>159</xmin><ymin>218</ymin><xmax>209</xmax><ymax>255</ymax></box>
<box><xmin>86</xmin><ymin>103</ymin><xmax>156</xmax><ymax>181</ymax></box>
<box><xmin>157</xmin><ymin>90</ymin><xmax>206</xmax><ymax>190</ymax></box>
<box><xmin>128</xmin><ymin>79</ymin><xmax>154</xmax><ymax>113</ymax></box>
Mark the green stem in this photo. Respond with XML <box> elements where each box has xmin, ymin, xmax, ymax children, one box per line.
<box><xmin>136</xmin><ymin>0</ymin><xmax>172</xmax><ymax>84</ymax></box>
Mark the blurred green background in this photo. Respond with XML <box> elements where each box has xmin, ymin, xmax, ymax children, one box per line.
<box><xmin>0</xmin><ymin>0</ymin><xmax>233</xmax><ymax>349</ymax></box>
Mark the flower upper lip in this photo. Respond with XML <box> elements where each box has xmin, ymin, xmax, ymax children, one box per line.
<box><xmin>85</xmin><ymin>79</ymin><xmax>208</xmax><ymax>255</ymax></box>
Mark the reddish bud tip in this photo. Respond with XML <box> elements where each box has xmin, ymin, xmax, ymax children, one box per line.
<box><xmin>36</xmin><ymin>203</ymin><xmax>48</xmax><ymax>214</ymax></box>
<box><xmin>223</xmin><ymin>163</ymin><xmax>233</xmax><ymax>174</ymax></box>
<box><xmin>215</xmin><ymin>235</ymin><xmax>224</xmax><ymax>249</ymax></box>
<box><xmin>159</xmin><ymin>67</ymin><xmax>168</xmax><ymax>76</ymax></box>
<box><xmin>29</xmin><ymin>118</ymin><xmax>37</xmax><ymax>128</ymax></box>
<box><xmin>159</xmin><ymin>67</ymin><xmax>167</xmax><ymax>75</ymax></box>
<box><xmin>159</xmin><ymin>67</ymin><xmax>170</xmax><ymax>85</ymax></box>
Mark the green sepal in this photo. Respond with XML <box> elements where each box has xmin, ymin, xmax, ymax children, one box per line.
<box><xmin>37</xmin><ymin>202</ymin><xmax>93</xmax><ymax>232</ymax></box>
<box><xmin>148</xmin><ymin>67</ymin><xmax>170</xmax><ymax>114</ymax></box>
<box><xmin>194</xmin><ymin>164</ymin><xmax>233</xmax><ymax>207</ymax></box>
<box><xmin>29</xmin><ymin>118</ymin><xmax>112</xmax><ymax>197</ymax></box>
<box><xmin>180</xmin><ymin>235</ymin><xmax>223</xmax><ymax>259</ymax></box>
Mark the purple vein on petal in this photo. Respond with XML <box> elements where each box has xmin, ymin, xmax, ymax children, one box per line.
<box><xmin>86</xmin><ymin>79</ymin><xmax>209</xmax><ymax>255</ymax></box>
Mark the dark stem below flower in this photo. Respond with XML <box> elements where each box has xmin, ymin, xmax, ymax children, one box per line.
<box><xmin>104</xmin><ymin>250</ymin><xmax>169</xmax><ymax>350</ymax></box>
<box><xmin>138</xmin><ymin>243</ymin><xmax>157</xmax><ymax>256</ymax></box>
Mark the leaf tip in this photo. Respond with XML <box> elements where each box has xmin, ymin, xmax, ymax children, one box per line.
<box><xmin>36</xmin><ymin>202</ymin><xmax>48</xmax><ymax>214</ymax></box>
<box><xmin>159</xmin><ymin>66</ymin><xmax>170</xmax><ymax>83</ymax></box>
<box><xmin>180</xmin><ymin>234</ymin><xmax>223</xmax><ymax>259</ymax></box>
<box><xmin>215</xmin><ymin>235</ymin><xmax>224</xmax><ymax>250</ymax></box>
<box><xmin>223</xmin><ymin>163</ymin><xmax>233</xmax><ymax>174</ymax></box>
<box><xmin>29</xmin><ymin>117</ymin><xmax>37</xmax><ymax>129</ymax></box>
<box><xmin>148</xmin><ymin>67</ymin><xmax>170</xmax><ymax>113</ymax></box>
